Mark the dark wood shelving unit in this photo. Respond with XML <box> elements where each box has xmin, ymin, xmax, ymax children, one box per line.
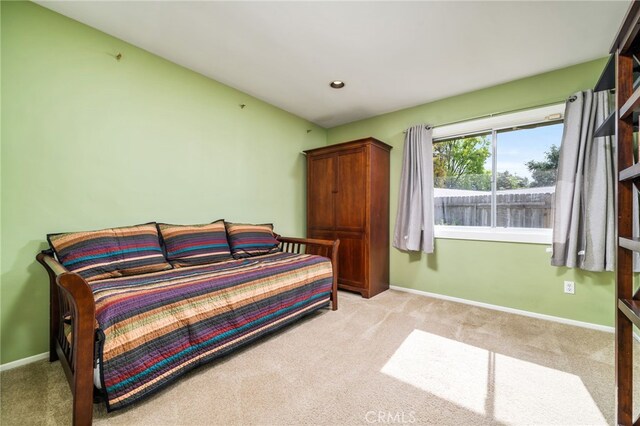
<box><xmin>595</xmin><ymin>54</ymin><xmax>616</xmax><ymax>92</ymax></box>
<box><xmin>620</xmin><ymin>86</ymin><xmax>640</xmax><ymax>118</ymax></box>
<box><xmin>619</xmin><ymin>236</ymin><xmax>640</xmax><ymax>252</ymax></box>
<box><xmin>618</xmin><ymin>299</ymin><xmax>640</xmax><ymax>329</ymax></box>
<box><xmin>606</xmin><ymin>1</ymin><xmax>640</xmax><ymax>424</ymax></box>
<box><xmin>596</xmin><ymin>111</ymin><xmax>639</xmax><ymax>138</ymax></box>
<box><xmin>619</xmin><ymin>163</ymin><xmax>640</xmax><ymax>182</ymax></box>
<box><xmin>595</xmin><ymin>111</ymin><xmax>616</xmax><ymax>137</ymax></box>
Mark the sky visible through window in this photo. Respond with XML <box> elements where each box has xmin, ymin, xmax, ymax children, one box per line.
<box><xmin>494</xmin><ymin>123</ymin><xmax>563</xmax><ymax>181</ymax></box>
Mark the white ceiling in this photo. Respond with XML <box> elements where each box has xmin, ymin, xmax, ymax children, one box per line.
<box><xmin>38</xmin><ymin>1</ymin><xmax>630</xmax><ymax>128</ymax></box>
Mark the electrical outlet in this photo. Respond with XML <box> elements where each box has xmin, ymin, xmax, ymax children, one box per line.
<box><xmin>564</xmin><ymin>281</ymin><xmax>575</xmax><ymax>294</ymax></box>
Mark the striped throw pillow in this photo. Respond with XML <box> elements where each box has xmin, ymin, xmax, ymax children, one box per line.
<box><xmin>47</xmin><ymin>223</ymin><xmax>171</xmax><ymax>282</ymax></box>
<box><xmin>225</xmin><ymin>222</ymin><xmax>280</xmax><ymax>258</ymax></box>
<box><xmin>158</xmin><ymin>220</ymin><xmax>232</xmax><ymax>267</ymax></box>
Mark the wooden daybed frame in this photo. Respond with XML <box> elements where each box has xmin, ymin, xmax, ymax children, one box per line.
<box><xmin>36</xmin><ymin>236</ymin><xmax>339</xmax><ymax>426</ymax></box>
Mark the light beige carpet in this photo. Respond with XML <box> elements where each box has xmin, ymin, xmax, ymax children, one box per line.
<box><xmin>1</xmin><ymin>290</ymin><xmax>639</xmax><ymax>425</ymax></box>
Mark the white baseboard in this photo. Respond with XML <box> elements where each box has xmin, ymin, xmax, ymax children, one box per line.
<box><xmin>390</xmin><ymin>285</ymin><xmax>616</xmax><ymax>333</ymax></box>
<box><xmin>0</xmin><ymin>352</ymin><xmax>48</xmax><ymax>372</ymax></box>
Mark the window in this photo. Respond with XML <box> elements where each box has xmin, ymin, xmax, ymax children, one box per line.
<box><xmin>495</xmin><ymin>123</ymin><xmax>560</xmax><ymax>228</ymax></box>
<box><xmin>432</xmin><ymin>104</ymin><xmax>564</xmax><ymax>244</ymax></box>
<box><xmin>434</xmin><ymin>132</ymin><xmax>493</xmax><ymax>227</ymax></box>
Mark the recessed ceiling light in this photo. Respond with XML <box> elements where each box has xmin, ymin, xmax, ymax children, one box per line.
<box><xmin>330</xmin><ymin>80</ymin><xmax>345</xmax><ymax>89</ymax></box>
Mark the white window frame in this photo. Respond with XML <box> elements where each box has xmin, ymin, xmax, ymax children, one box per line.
<box><xmin>433</xmin><ymin>103</ymin><xmax>564</xmax><ymax>245</ymax></box>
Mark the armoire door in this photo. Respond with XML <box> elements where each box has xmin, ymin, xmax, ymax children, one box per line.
<box><xmin>316</xmin><ymin>148</ymin><xmax>367</xmax><ymax>290</ymax></box>
<box><xmin>307</xmin><ymin>154</ymin><xmax>336</xmax><ymax>230</ymax></box>
<box><xmin>335</xmin><ymin>148</ymin><xmax>366</xmax><ymax>232</ymax></box>
<box><xmin>335</xmin><ymin>232</ymin><xmax>366</xmax><ymax>290</ymax></box>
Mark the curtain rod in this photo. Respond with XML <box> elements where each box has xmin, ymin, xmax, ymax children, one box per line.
<box><xmin>403</xmin><ymin>98</ymin><xmax>568</xmax><ymax>134</ymax></box>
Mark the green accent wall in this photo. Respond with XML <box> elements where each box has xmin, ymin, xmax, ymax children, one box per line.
<box><xmin>0</xmin><ymin>2</ymin><xmax>326</xmax><ymax>364</ymax></box>
<box><xmin>327</xmin><ymin>58</ymin><xmax>614</xmax><ymax>328</ymax></box>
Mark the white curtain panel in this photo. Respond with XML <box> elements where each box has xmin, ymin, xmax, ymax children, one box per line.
<box><xmin>393</xmin><ymin>124</ymin><xmax>435</xmax><ymax>254</ymax></box>
<box><xmin>551</xmin><ymin>90</ymin><xmax>616</xmax><ymax>272</ymax></box>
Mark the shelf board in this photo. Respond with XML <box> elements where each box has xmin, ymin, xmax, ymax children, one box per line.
<box><xmin>618</xmin><ymin>298</ymin><xmax>640</xmax><ymax>329</ymax></box>
<box><xmin>594</xmin><ymin>111</ymin><xmax>616</xmax><ymax>138</ymax></box>
<box><xmin>595</xmin><ymin>110</ymin><xmax>640</xmax><ymax>138</ymax></box>
<box><xmin>594</xmin><ymin>55</ymin><xmax>615</xmax><ymax>92</ymax></box>
<box><xmin>619</xmin><ymin>163</ymin><xmax>640</xmax><ymax>182</ymax></box>
<box><xmin>620</xmin><ymin>85</ymin><xmax>640</xmax><ymax>119</ymax></box>
<box><xmin>619</xmin><ymin>237</ymin><xmax>640</xmax><ymax>252</ymax></box>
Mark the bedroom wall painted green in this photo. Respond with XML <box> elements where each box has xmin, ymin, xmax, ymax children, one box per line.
<box><xmin>0</xmin><ymin>2</ymin><xmax>326</xmax><ymax>364</ymax></box>
<box><xmin>326</xmin><ymin>58</ymin><xmax>615</xmax><ymax>327</ymax></box>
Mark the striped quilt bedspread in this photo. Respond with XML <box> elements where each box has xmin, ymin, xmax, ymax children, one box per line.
<box><xmin>90</xmin><ymin>252</ymin><xmax>333</xmax><ymax>411</ymax></box>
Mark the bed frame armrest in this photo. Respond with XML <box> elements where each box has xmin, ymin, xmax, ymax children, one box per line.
<box><xmin>277</xmin><ymin>236</ymin><xmax>340</xmax><ymax>310</ymax></box>
<box><xmin>36</xmin><ymin>251</ymin><xmax>95</xmax><ymax>426</ymax></box>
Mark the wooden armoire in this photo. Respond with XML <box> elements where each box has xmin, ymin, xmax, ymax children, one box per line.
<box><xmin>304</xmin><ymin>137</ymin><xmax>392</xmax><ymax>298</ymax></box>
